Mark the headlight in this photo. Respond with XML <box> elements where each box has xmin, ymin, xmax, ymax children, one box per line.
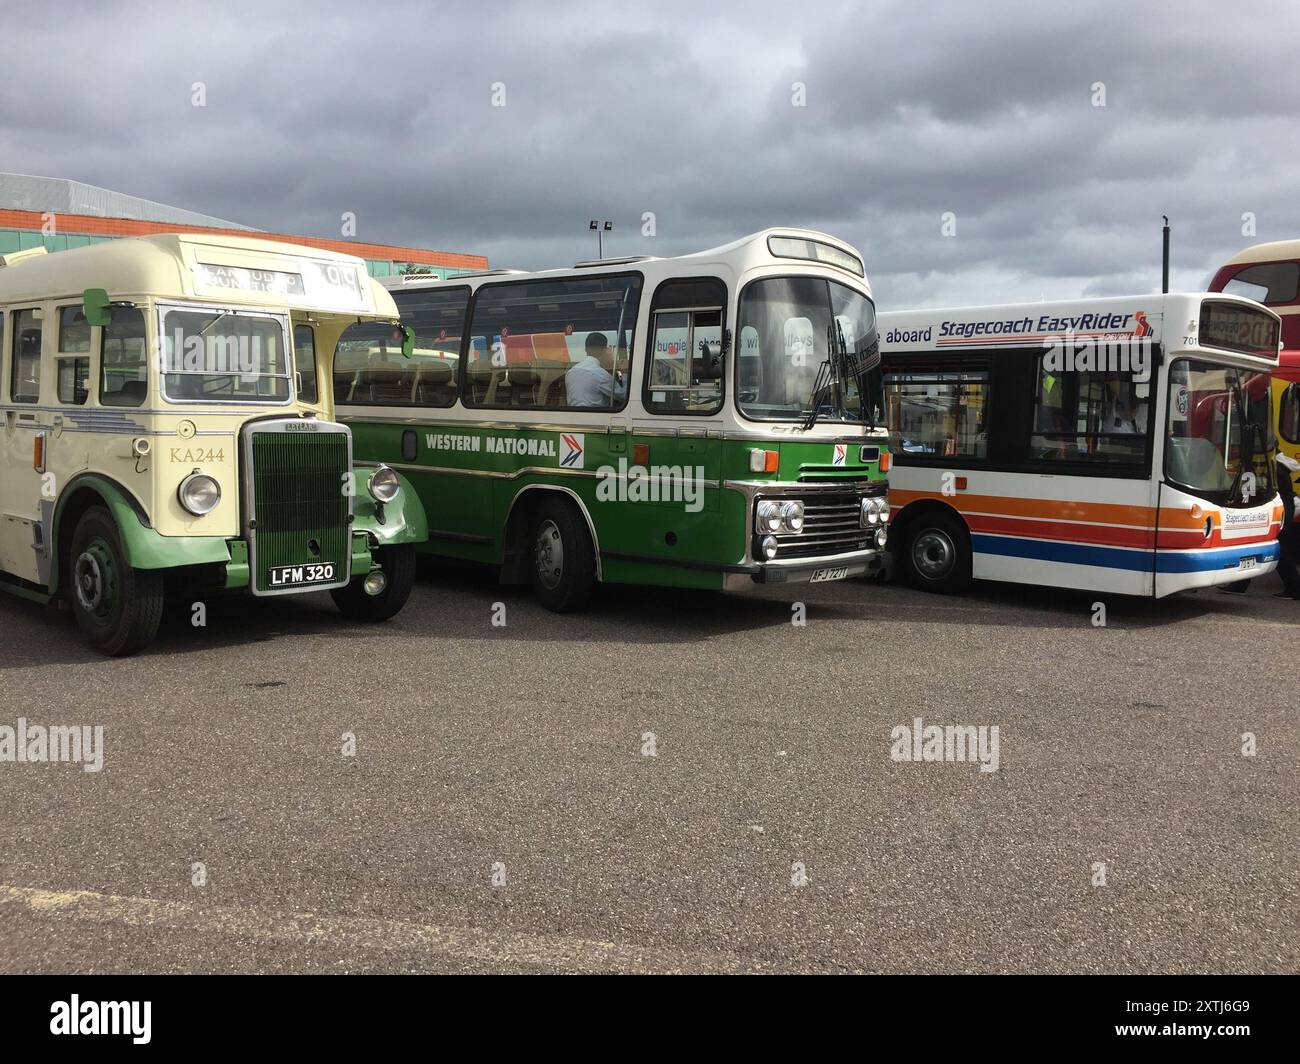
<box><xmin>759</xmin><ymin>534</ymin><xmax>779</xmax><ymax>560</ymax></box>
<box><xmin>367</xmin><ymin>464</ymin><xmax>401</xmax><ymax>503</ymax></box>
<box><xmin>178</xmin><ymin>473</ymin><xmax>221</xmax><ymax>516</ymax></box>
<box><xmin>755</xmin><ymin>500</ymin><xmax>783</xmax><ymax>534</ymax></box>
<box><xmin>861</xmin><ymin>496</ymin><xmax>888</xmax><ymax>526</ymax></box>
<box><xmin>875</xmin><ymin>527</ymin><xmax>888</xmax><ymax>548</ymax></box>
<box><xmin>779</xmin><ymin>500</ymin><xmax>805</xmax><ymax>533</ymax></box>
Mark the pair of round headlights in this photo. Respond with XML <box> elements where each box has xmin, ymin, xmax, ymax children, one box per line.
<box><xmin>861</xmin><ymin>496</ymin><xmax>889</xmax><ymax>526</ymax></box>
<box><xmin>176</xmin><ymin>464</ymin><xmax>401</xmax><ymax>517</ymax></box>
<box><xmin>756</xmin><ymin>499</ymin><xmax>805</xmax><ymax>535</ymax></box>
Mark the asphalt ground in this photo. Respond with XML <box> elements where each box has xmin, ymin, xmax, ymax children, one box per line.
<box><xmin>1</xmin><ymin>561</ymin><xmax>1296</xmax><ymax>973</ymax></box>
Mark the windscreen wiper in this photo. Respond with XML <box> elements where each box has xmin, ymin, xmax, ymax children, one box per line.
<box><xmin>835</xmin><ymin>320</ymin><xmax>880</xmax><ymax>429</ymax></box>
<box><xmin>802</xmin><ymin>355</ymin><xmax>832</xmax><ymax>431</ymax></box>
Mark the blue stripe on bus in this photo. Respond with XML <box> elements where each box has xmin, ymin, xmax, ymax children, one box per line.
<box><xmin>970</xmin><ymin>534</ymin><xmax>1278</xmax><ymax>573</ymax></box>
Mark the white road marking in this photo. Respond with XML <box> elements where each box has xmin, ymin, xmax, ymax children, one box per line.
<box><xmin>0</xmin><ymin>884</ymin><xmax>781</xmax><ymax>974</ymax></box>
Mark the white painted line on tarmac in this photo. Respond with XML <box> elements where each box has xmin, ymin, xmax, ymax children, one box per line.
<box><xmin>0</xmin><ymin>884</ymin><xmax>781</xmax><ymax>974</ymax></box>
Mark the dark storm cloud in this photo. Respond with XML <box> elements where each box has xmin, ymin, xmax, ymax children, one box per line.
<box><xmin>1</xmin><ymin>0</ymin><xmax>1297</xmax><ymax>307</ymax></box>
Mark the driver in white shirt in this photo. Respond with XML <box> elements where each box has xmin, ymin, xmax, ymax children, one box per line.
<box><xmin>566</xmin><ymin>332</ymin><xmax>624</xmax><ymax>407</ymax></box>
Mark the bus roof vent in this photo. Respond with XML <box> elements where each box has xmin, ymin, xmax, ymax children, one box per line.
<box><xmin>573</xmin><ymin>255</ymin><xmax>656</xmax><ymax>269</ymax></box>
<box><xmin>0</xmin><ymin>247</ymin><xmax>49</xmax><ymax>268</ymax></box>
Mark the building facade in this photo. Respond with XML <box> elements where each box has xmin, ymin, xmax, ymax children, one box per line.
<box><xmin>0</xmin><ymin>173</ymin><xmax>487</xmax><ymax>280</ymax></box>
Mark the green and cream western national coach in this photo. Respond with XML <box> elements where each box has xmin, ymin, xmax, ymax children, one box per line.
<box><xmin>335</xmin><ymin>229</ymin><xmax>890</xmax><ymax>610</ymax></box>
<box><xmin>0</xmin><ymin>234</ymin><xmax>427</xmax><ymax>655</ymax></box>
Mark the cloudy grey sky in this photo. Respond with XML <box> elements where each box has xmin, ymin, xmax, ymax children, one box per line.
<box><xmin>3</xmin><ymin>0</ymin><xmax>1297</xmax><ymax>307</ymax></box>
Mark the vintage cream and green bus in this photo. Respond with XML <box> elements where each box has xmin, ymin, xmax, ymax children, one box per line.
<box><xmin>335</xmin><ymin>229</ymin><xmax>890</xmax><ymax>610</ymax></box>
<box><xmin>0</xmin><ymin>234</ymin><xmax>427</xmax><ymax>654</ymax></box>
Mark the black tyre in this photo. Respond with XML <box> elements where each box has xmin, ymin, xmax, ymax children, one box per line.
<box><xmin>530</xmin><ymin>497</ymin><xmax>596</xmax><ymax>612</ymax></box>
<box><xmin>331</xmin><ymin>543</ymin><xmax>417</xmax><ymax>622</ymax></box>
<box><xmin>897</xmin><ymin>509</ymin><xmax>972</xmax><ymax>594</ymax></box>
<box><xmin>67</xmin><ymin>506</ymin><xmax>165</xmax><ymax>656</ymax></box>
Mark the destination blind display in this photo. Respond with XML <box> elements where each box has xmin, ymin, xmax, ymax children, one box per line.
<box><xmin>195</xmin><ymin>263</ymin><xmax>306</xmax><ymax>295</ymax></box>
<box><xmin>193</xmin><ymin>259</ymin><xmax>369</xmax><ymax>309</ymax></box>
<box><xmin>1200</xmin><ymin>301</ymin><xmax>1280</xmax><ymax>358</ymax></box>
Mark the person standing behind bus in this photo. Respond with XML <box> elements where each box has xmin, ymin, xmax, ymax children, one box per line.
<box><xmin>566</xmin><ymin>331</ymin><xmax>618</xmax><ymax>407</ymax></box>
<box><xmin>1275</xmin><ymin>451</ymin><xmax>1300</xmax><ymax>599</ymax></box>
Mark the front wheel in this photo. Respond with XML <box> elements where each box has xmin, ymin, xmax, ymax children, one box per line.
<box><xmin>531</xmin><ymin>498</ymin><xmax>596</xmax><ymax>612</ymax></box>
<box><xmin>331</xmin><ymin>544</ymin><xmax>417</xmax><ymax>622</ymax></box>
<box><xmin>897</xmin><ymin>510</ymin><xmax>972</xmax><ymax>594</ymax></box>
<box><xmin>67</xmin><ymin>506</ymin><xmax>165</xmax><ymax>656</ymax></box>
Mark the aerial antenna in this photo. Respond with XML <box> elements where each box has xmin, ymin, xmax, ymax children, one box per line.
<box><xmin>1161</xmin><ymin>216</ymin><xmax>1170</xmax><ymax>294</ymax></box>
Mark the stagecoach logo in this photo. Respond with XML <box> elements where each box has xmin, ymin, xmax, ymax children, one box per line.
<box><xmin>832</xmin><ymin>444</ymin><xmax>847</xmax><ymax>467</ymax></box>
<box><xmin>560</xmin><ymin>433</ymin><xmax>585</xmax><ymax>469</ymax></box>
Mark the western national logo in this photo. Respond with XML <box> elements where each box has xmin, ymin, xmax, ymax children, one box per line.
<box><xmin>560</xmin><ymin>433</ymin><xmax>585</xmax><ymax>468</ymax></box>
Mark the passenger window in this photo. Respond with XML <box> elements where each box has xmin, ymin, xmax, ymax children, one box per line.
<box><xmin>1031</xmin><ymin>365</ymin><xmax>1148</xmax><ymax>463</ymax></box>
<box><xmin>57</xmin><ymin>358</ymin><xmax>91</xmax><ymax>405</ymax></box>
<box><xmin>335</xmin><ymin>286</ymin><xmax>469</xmax><ymax>408</ymax></box>
<box><xmin>11</xmin><ymin>309</ymin><xmax>43</xmax><ymax>403</ymax></box>
<box><xmin>294</xmin><ymin>324</ymin><xmax>318</xmax><ymax>404</ymax></box>
<box><xmin>100</xmin><ymin>307</ymin><xmax>148</xmax><ymax>407</ymax></box>
<box><xmin>464</xmin><ymin>275</ymin><xmax>642</xmax><ymax>410</ymax></box>
<box><xmin>884</xmin><ymin>367</ymin><xmax>990</xmax><ymax>459</ymax></box>
<box><xmin>59</xmin><ymin>306</ymin><xmax>92</xmax><ymax>353</ymax></box>
<box><xmin>644</xmin><ymin>278</ymin><xmax>725</xmax><ymax>415</ymax></box>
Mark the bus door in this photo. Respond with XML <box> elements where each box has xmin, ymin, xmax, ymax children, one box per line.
<box><xmin>0</xmin><ymin>304</ymin><xmax>49</xmax><ymax>582</ymax></box>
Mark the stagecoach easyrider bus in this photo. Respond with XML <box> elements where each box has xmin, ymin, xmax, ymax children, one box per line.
<box><xmin>335</xmin><ymin>229</ymin><xmax>890</xmax><ymax>610</ymax></box>
<box><xmin>0</xmin><ymin>234</ymin><xmax>426</xmax><ymax>654</ymax></box>
<box><xmin>878</xmin><ymin>293</ymin><xmax>1283</xmax><ymax>597</ymax></box>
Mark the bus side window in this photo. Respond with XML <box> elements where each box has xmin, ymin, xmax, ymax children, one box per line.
<box><xmin>1030</xmin><ymin>365</ymin><xmax>1148</xmax><ymax>463</ymax></box>
<box><xmin>294</xmin><ymin>324</ymin><xmax>318</xmax><ymax>404</ymax></box>
<box><xmin>643</xmin><ymin>277</ymin><xmax>725</xmax><ymax>416</ymax></box>
<box><xmin>57</xmin><ymin>305</ymin><xmax>91</xmax><ymax>405</ymax></box>
<box><xmin>463</xmin><ymin>275</ymin><xmax>643</xmax><ymax>412</ymax></box>
<box><xmin>883</xmin><ymin>363</ymin><xmax>989</xmax><ymax>459</ymax></box>
<box><xmin>10</xmin><ymin>308</ymin><xmax>43</xmax><ymax>404</ymax></box>
<box><xmin>99</xmin><ymin>307</ymin><xmax>148</xmax><ymax>407</ymax></box>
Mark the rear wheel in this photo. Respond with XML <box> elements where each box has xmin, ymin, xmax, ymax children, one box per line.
<box><xmin>67</xmin><ymin>506</ymin><xmax>165</xmax><ymax>656</ymax></box>
<box><xmin>531</xmin><ymin>497</ymin><xmax>596</xmax><ymax>612</ymax></box>
<box><xmin>897</xmin><ymin>510</ymin><xmax>972</xmax><ymax>594</ymax></box>
<box><xmin>331</xmin><ymin>543</ymin><xmax>417</xmax><ymax>622</ymax></box>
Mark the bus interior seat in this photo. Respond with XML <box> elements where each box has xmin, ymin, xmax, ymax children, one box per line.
<box><xmin>103</xmin><ymin>379</ymin><xmax>147</xmax><ymax>406</ymax></box>
<box><xmin>412</xmin><ymin>359</ymin><xmax>455</xmax><ymax>404</ymax></box>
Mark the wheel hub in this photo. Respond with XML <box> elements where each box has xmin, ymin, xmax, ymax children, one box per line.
<box><xmin>535</xmin><ymin>519</ymin><xmax>564</xmax><ymax>590</ymax></box>
<box><xmin>913</xmin><ymin>530</ymin><xmax>955</xmax><ymax>579</ymax></box>
<box><xmin>73</xmin><ymin>541</ymin><xmax>116</xmax><ymax>616</ymax></box>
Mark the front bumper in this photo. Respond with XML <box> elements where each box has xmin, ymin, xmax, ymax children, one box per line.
<box><xmin>723</xmin><ymin>546</ymin><xmax>886</xmax><ymax>589</ymax></box>
<box><xmin>219</xmin><ymin>532</ymin><xmax>374</xmax><ymax>591</ymax></box>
